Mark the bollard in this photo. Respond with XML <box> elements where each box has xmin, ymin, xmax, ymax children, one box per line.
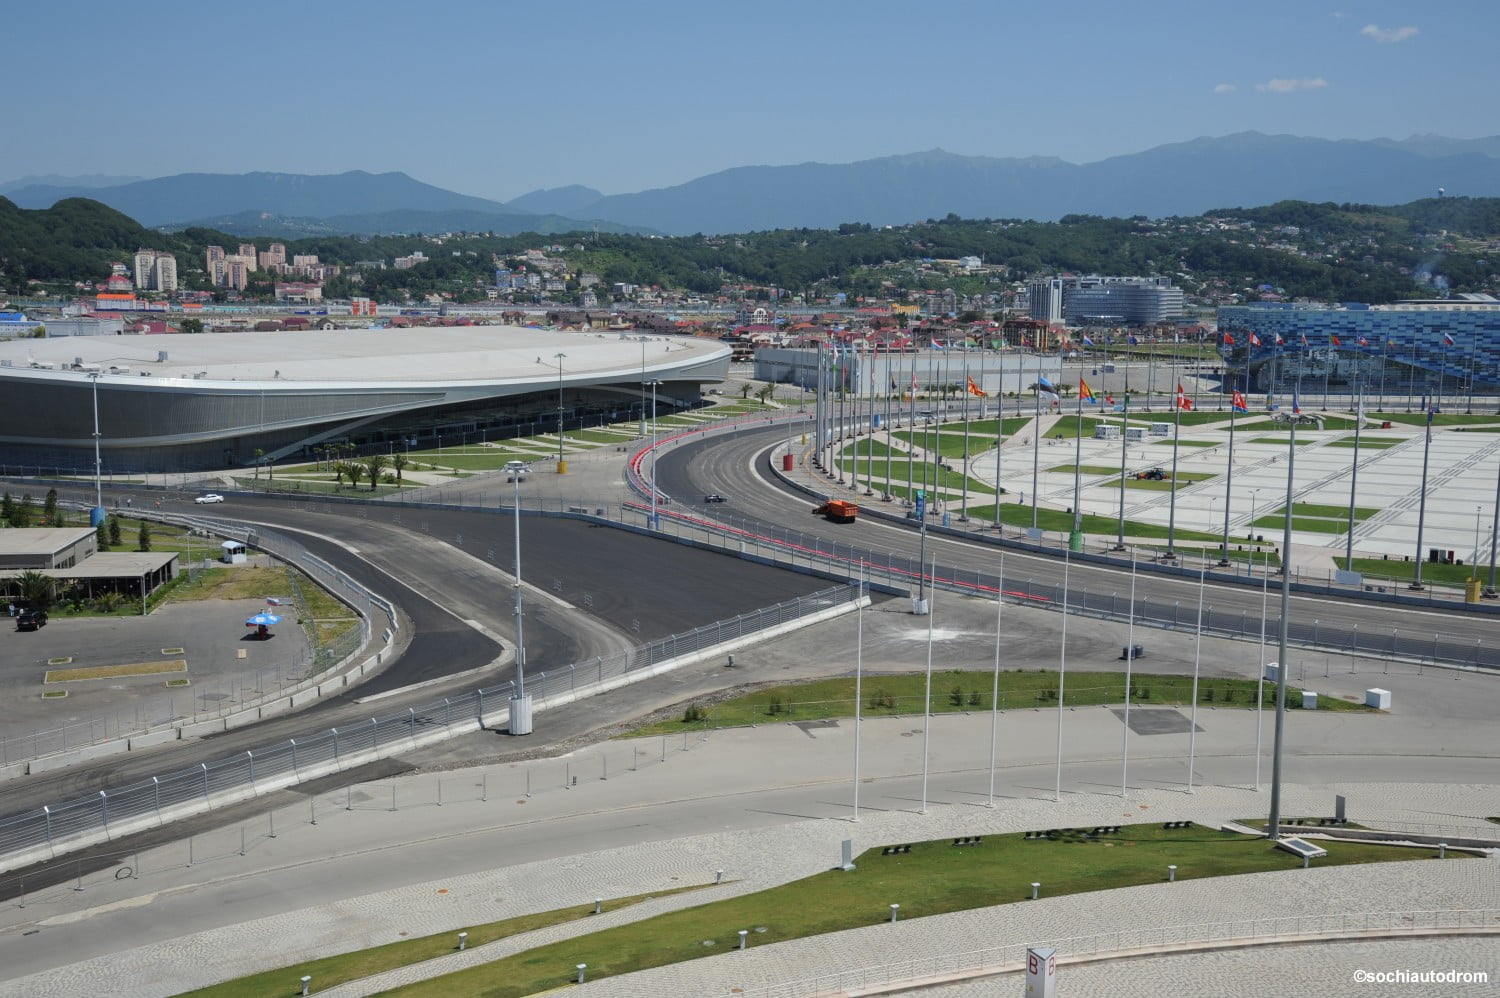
<box><xmin>268</xmin><ymin>809</ymin><xmax>276</xmax><ymax>839</ymax></box>
<box><xmin>1439</xmin><ymin>843</ymin><xmax>1448</xmax><ymax>859</ymax></box>
<box><xmin>482</xmin><ymin>772</ymin><xmax>488</xmax><ymax>802</ymax></box>
<box><xmin>716</xmin><ymin>869</ymin><xmax>724</xmax><ymax>885</ymax></box>
<box><xmin>437</xmin><ymin>777</ymin><xmax>443</xmax><ymax>807</ymax></box>
<box><xmin>594</xmin><ymin>897</ymin><xmax>602</xmax><ymax>914</ymax></box>
<box><xmin>1168</xmin><ymin>864</ymin><xmax>1177</xmax><ymax>883</ymax></box>
<box><xmin>1031</xmin><ymin>882</ymin><xmax>1040</xmax><ymax>900</ymax></box>
<box><xmin>1302</xmin><ymin>855</ymin><xmax>1310</xmax><ymax>869</ymax></box>
<box><xmin>602</xmin><ymin>755</ymin><xmax>607</xmax><ymax>781</ymax></box>
<box><xmin>240</xmin><ymin>825</ymin><xmax>246</xmax><ymax>857</ymax></box>
<box><xmin>391</xmin><ymin>785</ymin><xmax>397</xmax><ymax>812</ymax></box>
<box><xmin>74</xmin><ymin>859</ymin><xmax>84</xmax><ymax>892</ymax></box>
<box><xmin>300</xmin><ymin>975</ymin><xmax>311</xmax><ymax>996</ymax></box>
<box><xmin>310</xmin><ymin>797</ymin><xmax>317</xmax><ymax>825</ymax></box>
<box><xmin>346</xmin><ymin>786</ymin><xmax>353</xmax><ymax>811</ymax></box>
<box><xmin>738</xmin><ymin>929</ymin><xmax>748</xmax><ymax>950</ymax></box>
<box><xmin>576</xmin><ymin>964</ymin><xmax>587</xmax><ymax>984</ymax></box>
<box><xmin>458</xmin><ymin>931</ymin><xmax>468</xmax><ymax>951</ymax></box>
<box><xmin>889</xmin><ymin>903</ymin><xmax>900</xmax><ymax>922</ymax></box>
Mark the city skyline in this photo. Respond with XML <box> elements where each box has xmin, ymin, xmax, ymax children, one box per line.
<box><xmin>7</xmin><ymin>0</ymin><xmax>1495</xmax><ymax>204</ymax></box>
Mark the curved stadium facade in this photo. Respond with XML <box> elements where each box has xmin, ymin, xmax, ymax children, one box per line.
<box><xmin>0</xmin><ymin>326</ymin><xmax>731</xmax><ymax>473</ymax></box>
<box><xmin>1217</xmin><ymin>299</ymin><xmax>1500</xmax><ymax>394</ymax></box>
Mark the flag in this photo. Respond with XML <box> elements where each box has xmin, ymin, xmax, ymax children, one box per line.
<box><xmin>967</xmin><ymin>375</ymin><xmax>986</xmax><ymax>397</ymax></box>
<box><xmin>1275</xmin><ymin>334</ymin><xmax>1286</xmax><ymax>346</ymax></box>
<box><xmin>1357</xmin><ymin>395</ymin><xmax>1367</xmax><ymax>423</ymax></box>
<box><xmin>1232</xmin><ymin>389</ymin><xmax>1248</xmax><ymax>413</ymax></box>
<box><xmin>1037</xmin><ymin>375</ymin><xmax>1060</xmax><ymax>402</ymax></box>
<box><xmin>1292</xmin><ymin>388</ymin><xmax>1301</xmax><ymax>414</ymax></box>
<box><xmin>1250</xmin><ymin>332</ymin><xmax>1262</xmax><ymax>347</ymax></box>
<box><xmin>1387</xmin><ymin>339</ymin><xmax>1396</xmax><ymax>348</ymax></box>
<box><xmin>1222</xmin><ymin>332</ymin><xmax>1235</xmax><ymax>346</ymax></box>
<box><xmin>1300</xmin><ymin>334</ymin><xmax>1309</xmax><ymax>347</ymax></box>
<box><xmin>1357</xmin><ymin>336</ymin><xmax>1369</xmax><ymax>347</ymax></box>
<box><xmin>1176</xmin><ymin>383</ymin><xmax>1193</xmax><ymax>411</ymax></box>
<box><xmin>1427</xmin><ymin>396</ymin><xmax>1440</xmax><ymax>422</ymax></box>
<box><xmin>1079</xmin><ymin>378</ymin><xmax>1098</xmax><ymax>403</ymax></box>
<box><xmin>1128</xmin><ymin>335</ymin><xmax>1139</xmax><ymax>346</ymax></box>
<box><xmin>1106</xmin><ymin>394</ymin><xmax>1116</xmax><ymax>406</ymax></box>
<box><xmin>931</xmin><ymin>339</ymin><xmax>946</xmax><ymax>350</ymax></box>
<box><xmin>266</xmin><ymin>597</ymin><xmax>281</xmax><ymax>607</ymax></box>
<box><xmin>1082</xmin><ymin>335</ymin><xmax>1096</xmax><ymax>348</ymax></box>
<box><xmin>1443</xmin><ymin>332</ymin><xmax>1456</xmax><ymax>346</ymax></box>
<box><xmin>1330</xmin><ymin>335</ymin><xmax>1341</xmax><ymax>347</ymax></box>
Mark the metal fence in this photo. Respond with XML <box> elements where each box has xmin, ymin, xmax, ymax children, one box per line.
<box><xmin>0</xmin><ymin>584</ymin><xmax>856</xmax><ymax>873</ymax></box>
<box><xmin>737</xmin><ymin>908</ymin><xmax>1500</xmax><ymax>998</ymax></box>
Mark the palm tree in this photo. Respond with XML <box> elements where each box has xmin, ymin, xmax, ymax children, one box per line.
<box><xmin>756</xmin><ymin>383</ymin><xmax>774</xmax><ymax>404</ymax></box>
<box><xmin>14</xmin><ymin>569</ymin><xmax>54</xmax><ymax>610</ymax></box>
<box><xmin>345</xmin><ymin>462</ymin><xmax>365</xmax><ymax>490</ymax></box>
<box><xmin>391</xmin><ymin>452</ymin><xmax>409</xmax><ymax>485</ymax></box>
<box><xmin>740</xmin><ymin>383</ymin><xmax>753</xmax><ymax>400</ymax></box>
<box><xmin>253</xmin><ymin>448</ymin><xmax>264</xmax><ymax>480</ymax></box>
<box><xmin>364</xmin><ymin>453</ymin><xmax>389</xmax><ymax>491</ymax></box>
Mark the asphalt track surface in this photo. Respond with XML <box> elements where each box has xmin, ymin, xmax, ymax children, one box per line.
<box><xmin>651</xmin><ymin>422</ymin><xmax>1500</xmax><ymax>654</ymax></box>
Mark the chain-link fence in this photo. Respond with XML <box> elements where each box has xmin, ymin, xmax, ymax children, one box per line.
<box><xmin>0</xmin><ymin>583</ymin><xmax>856</xmax><ymax>873</ymax></box>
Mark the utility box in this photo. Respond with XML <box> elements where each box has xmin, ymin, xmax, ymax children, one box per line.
<box><xmin>1365</xmin><ymin>688</ymin><xmax>1391</xmax><ymax>710</ymax></box>
<box><xmin>1301</xmin><ymin>691</ymin><xmax>1318</xmax><ymax>710</ymax></box>
<box><xmin>1093</xmin><ymin>424</ymin><xmax>1121</xmax><ymax>440</ymax></box>
<box><xmin>1124</xmin><ymin>426</ymin><xmax>1146</xmax><ymax>442</ymax></box>
<box><xmin>1148</xmin><ymin>423</ymin><xmax>1171</xmax><ymax>437</ymax></box>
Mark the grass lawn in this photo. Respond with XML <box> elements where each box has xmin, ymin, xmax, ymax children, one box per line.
<box><xmin>381</xmin><ymin>825</ymin><xmax>1444</xmax><ymax>998</ymax></box>
<box><xmin>632</xmin><ymin>669</ymin><xmax>1370</xmax><ymax>735</ymax></box>
<box><xmin>1151</xmin><ymin>439</ymin><xmax>1218</xmax><ymax>447</ymax></box>
<box><xmin>957</xmin><ymin>501</ymin><xmax>1225</xmax><ymax>541</ymax></box>
<box><xmin>1292</xmin><ymin>503</ymin><xmax>1378</xmax><ymax>519</ymax></box>
<box><xmin>1378</xmin><ymin>412</ymin><xmax>1500</xmax><ymax>427</ymax></box>
<box><xmin>1044</xmin><ymin>416</ymin><xmax>1109</xmax><ymax>439</ymax></box>
<box><xmin>179</xmin><ymin>885</ymin><xmax>712</xmax><ymax>998</ymax></box>
<box><xmin>1048</xmin><ymin>465</ymin><xmax>1122</xmax><ymax>475</ymax></box>
<box><xmin>1250</xmin><ymin>437</ymin><xmax>1318</xmax><ymax>445</ymax></box>
<box><xmin>1253</xmin><ymin>515</ymin><xmax>1355</xmax><ymax>533</ymax></box>
<box><xmin>1324</xmin><ymin>438</ymin><xmax>1402</xmax><ymax>449</ymax></box>
<box><xmin>1102</xmin><ymin>471</ymin><xmax>1217</xmax><ymax>490</ymax></box>
<box><xmin>1336</xmin><ymin>556</ymin><xmax>1484</xmax><ymax>587</ymax></box>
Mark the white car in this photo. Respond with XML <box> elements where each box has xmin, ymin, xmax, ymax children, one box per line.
<box><xmin>194</xmin><ymin>493</ymin><xmax>225</xmax><ymax>504</ymax></box>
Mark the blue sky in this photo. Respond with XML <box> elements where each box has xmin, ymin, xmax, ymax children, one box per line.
<box><xmin>8</xmin><ymin>0</ymin><xmax>1494</xmax><ymax>202</ymax></box>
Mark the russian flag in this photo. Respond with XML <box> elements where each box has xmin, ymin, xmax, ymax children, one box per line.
<box><xmin>1081</xmin><ymin>335</ymin><xmax>1096</xmax><ymax>348</ymax></box>
<box><xmin>266</xmin><ymin>597</ymin><xmax>281</xmax><ymax>607</ymax></box>
<box><xmin>1293</xmin><ymin>389</ymin><xmax>1301</xmax><ymax>415</ymax></box>
<box><xmin>1443</xmin><ymin>332</ymin><xmax>1456</xmax><ymax>346</ymax></box>
<box><xmin>1275</xmin><ymin>334</ymin><xmax>1286</xmax><ymax>346</ymax></box>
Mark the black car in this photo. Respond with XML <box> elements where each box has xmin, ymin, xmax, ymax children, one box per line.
<box><xmin>703</xmin><ymin>493</ymin><xmax>727</xmax><ymax>503</ymax></box>
<box><xmin>16</xmin><ymin>608</ymin><xmax>47</xmax><ymax>631</ymax></box>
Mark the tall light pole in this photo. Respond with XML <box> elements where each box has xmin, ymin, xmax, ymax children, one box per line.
<box><xmin>639</xmin><ymin>341</ymin><xmax>647</xmax><ymax>436</ymax></box>
<box><xmin>89</xmin><ymin>372</ymin><xmax>104</xmax><ymax>520</ymax></box>
<box><xmin>1268</xmin><ymin>412</ymin><xmax>1315</xmax><ymax>839</ymax></box>
<box><xmin>554</xmin><ymin>352</ymin><xmax>567</xmax><ymax>471</ymax></box>
<box><xmin>1488</xmin><ymin>460</ymin><xmax>1500</xmax><ymax>598</ymax></box>
<box><xmin>648</xmin><ymin>379</ymin><xmax>662</xmax><ymax>530</ymax></box>
<box><xmin>509</xmin><ymin>472</ymin><xmax>532</xmax><ymax>735</ymax></box>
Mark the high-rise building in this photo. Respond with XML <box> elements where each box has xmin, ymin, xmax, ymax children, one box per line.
<box><xmin>1026</xmin><ymin>278</ymin><xmax>1066</xmax><ymax>324</ymax></box>
<box><xmin>152</xmin><ymin>254</ymin><xmax>178</xmax><ymax>292</ymax></box>
<box><xmin>133</xmin><ymin>250</ymin><xmax>156</xmax><ymax>290</ymax></box>
<box><xmin>237</xmin><ymin>244</ymin><xmax>258</xmax><ymax>269</ymax></box>
<box><xmin>1028</xmin><ymin>275</ymin><xmax>1182</xmax><ymax>326</ymax></box>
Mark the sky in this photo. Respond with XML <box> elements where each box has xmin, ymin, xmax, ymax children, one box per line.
<box><xmin>8</xmin><ymin>0</ymin><xmax>1496</xmax><ymax>203</ymax></box>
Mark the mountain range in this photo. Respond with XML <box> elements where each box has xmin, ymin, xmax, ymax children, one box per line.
<box><xmin>8</xmin><ymin>132</ymin><xmax>1500</xmax><ymax>238</ymax></box>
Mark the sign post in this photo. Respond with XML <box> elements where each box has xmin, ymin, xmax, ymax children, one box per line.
<box><xmin>1024</xmin><ymin>946</ymin><xmax>1056</xmax><ymax>997</ymax></box>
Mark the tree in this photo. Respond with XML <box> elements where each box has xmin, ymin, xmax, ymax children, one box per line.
<box><xmin>108</xmin><ymin>515</ymin><xmax>122</xmax><ymax>546</ymax></box>
<box><xmin>43</xmin><ymin>488</ymin><xmax>59</xmax><ymax>527</ymax></box>
<box><xmin>13</xmin><ymin>569</ymin><xmax>54</xmax><ymax>610</ymax></box>
<box><xmin>756</xmin><ymin>383</ymin><xmax>774</xmax><ymax>403</ymax></box>
<box><xmin>96</xmin><ymin>520</ymin><xmax>109</xmax><ymax>551</ymax></box>
<box><xmin>137</xmin><ymin>520</ymin><xmax>152</xmax><ymax>552</ymax></box>
<box><xmin>179</xmin><ymin>317</ymin><xmax>204</xmax><ymax>334</ymax></box>
<box><xmin>253</xmin><ymin>448</ymin><xmax>264</xmax><ymax>480</ymax></box>
<box><xmin>740</xmin><ymin>383</ymin><xmax>753</xmax><ymax>400</ymax></box>
<box><xmin>1</xmin><ymin>492</ymin><xmax>13</xmax><ymax>526</ymax></box>
<box><xmin>14</xmin><ymin>493</ymin><xmax>35</xmax><ymax>527</ymax></box>
<box><xmin>391</xmin><ymin>452</ymin><xmax>409</xmax><ymax>485</ymax></box>
<box><xmin>363</xmin><ymin>453</ymin><xmax>389</xmax><ymax>490</ymax></box>
<box><xmin>345</xmin><ymin>462</ymin><xmax>365</xmax><ymax>490</ymax></box>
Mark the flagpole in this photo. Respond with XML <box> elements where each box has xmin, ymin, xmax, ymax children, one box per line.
<box><xmin>1467</xmin><ymin>332</ymin><xmax>1477</xmax><ymax>414</ymax></box>
<box><xmin>814</xmin><ymin>343</ymin><xmax>825</xmax><ymax>470</ymax></box>
<box><xmin>961</xmin><ymin>357</ymin><xmax>971</xmax><ymax>521</ymax></box>
<box><xmin>906</xmin><ymin>353</ymin><xmax>916</xmax><ymax>502</ymax></box>
<box><xmin>1031</xmin><ymin>374</ymin><xmax>1041</xmax><ymax>530</ymax></box>
<box><xmin>1220</xmin><ymin>378</ymin><xmax>1238</xmax><ymax>565</ymax></box>
<box><xmin>1344</xmin><ymin>380</ymin><xmax>1365</xmax><ymax>565</ymax></box>
<box><xmin>852</xmin><ymin>569</ymin><xmax>865</xmax><ymax>822</ymax></box>
<box><xmin>919</xmin><ymin>553</ymin><xmax>935</xmax><ymax>814</ymax></box>
<box><xmin>1147</xmin><ymin>338</ymin><xmax>1156</xmax><ymax>411</ymax></box>
<box><xmin>1054</xmin><ymin>544</ymin><xmax>1071</xmax><ymax>802</ymax></box>
<box><xmin>987</xmin><ymin>551</ymin><xmax>1004</xmax><ymax>808</ymax></box>
<box><xmin>885</xmin><ymin>346</ymin><xmax>895</xmax><ymax>498</ymax></box>
<box><xmin>1072</xmin><ymin>383</ymin><xmax>1083</xmax><ymax>539</ymax></box>
<box><xmin>1121</xmin><ymin>551</ymin><xmax>1136</xmax><ymax>797</ymax></box>
<box><xmin>1409</xmin><ymin>398</ymin><xmax>1435</xmax><ymax>591</ymax></box>
<box><xmin>1115</xmin><ymin>391</ymin><xmax>1129</xmax><ymax>550</ymax></box>
<box><xmin>866</xmin><ymin>350</ymin><xmax>876</xmax><ymax>496</ymax></box>
<box><xmin>1255</xmin><ymin>548</ymin><xmax>1268</xmax><ymax>791</ymax></box>
<box><xmin>1186</xmin><ymin>555</ymin><xmax>1206</xmax><ymax>792</ymax></box>
<box><xmin>1166</xmin><ymin>353</ymin><xmax>1182</xmax><ymax>560</ymax></box>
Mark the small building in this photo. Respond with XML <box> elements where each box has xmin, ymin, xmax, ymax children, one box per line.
<box><xmin>1093</xmin><ymin>424</ymin><xmax>1121</xmax><ymax>440</ymax></box>
<box><xmin>1148</xmin><ymin>423</ymin><xmax>1172</xmax><ymax>437</ymax></box>
<box><xmin>220</xmin><ymin>540</ymin><xmax>248</xmax><ymax>564</ymax></box>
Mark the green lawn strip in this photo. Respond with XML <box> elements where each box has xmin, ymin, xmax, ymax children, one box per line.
<box><xmin>1253</xmin><ymin>515</ymin><xmax>1354</xmax><ymax>533</ymax></box>
<box><xmin>1048</xmin><ymin>465</ymin><xmax>1122</xmax><ymax>475</ymax></box>
<box><xmin>562</xmin><ymin>429</ymin><xmax>626</xmax><ymax>444</ymax></box>
<box><xmin>1335</xmin><ymin>557</ymin><xmax>1483</xmax><ymax>587</ymax></box>
<box><xmin>958</xmin><ymin>502</ymin><xmax>1224</xmax><ymax>540</ymax></box>
<box><xmin>381</xmin><ymin>827</ymin><xmax>1440</xmax><ymax>998</ymax></box>
<box><xmin>1249</xmin><ymin>437</ymin><xmax>1317</xmax><ymax>445</ymax></box>
<box><xmin>1044</xmin><ymin>416</ymin><xmax>1109</xmax><ymax>439</ymax></box>
<box><xmin>237</xmin><ymin>477</ymin><xmax>408</xmax><ymax>496</ymax></box>
<box><xmin>1324</xmin><ymin>438</ymin><xmax>1402</xmax><ymax>449</ymax></box>
<box><xmin>398</xmin><ymin>454</ymin><xmax>537</xmax><ymax>472</ymax></box>
<box><xmin>1292</xmin><ymin>503</ymin><xmax>1378</xmax><ymax>519</ymax></box>
<box><xmin>629</xmin><ymin>670</ymin><xmax>1370</xmax><ymax>735</ymax></box>
<box><xmin>179</xmin><ymin>885</ymin><xmax>712</xmax><ymax>998</ymax></box>
<box><xmin>1378</xmin><ymin>412</ymin><xmax>1500</xmax><ymax>427</ymax></box>
<box><xmin>1150</xmin><ymin>439</ymin><xmax>1217</xmax><ymax>447</ymax></box>
<box><xmin>1101</xmin><ymin>472</ymin><xmax>1217</xmax><ymax>490</ymax></box>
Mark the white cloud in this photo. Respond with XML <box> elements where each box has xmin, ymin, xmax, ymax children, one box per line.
<box><xmin>1213</xmin><ymin>83</ymin><xmax>1237</xmax><ymax>94</ymax></box>
<box><xmin>1360</xmin><ymin>24</ymin><xmax>1418</xmax><ymax>43</ymax></box>
<box><xmin>1255</xmin><ymin>77</ymin><xmax>1329</xmax><ymax>93</ymax></box>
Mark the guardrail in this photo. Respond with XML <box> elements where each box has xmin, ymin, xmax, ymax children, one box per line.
<box><xmin>736</xmin><ymin>908</ymin><xmax>1500</xmax><ymax>997</ymax></box>
<box><xmin>0</xmin><ymin>584</ymin><xmax>858</xmax><ymax>874</ymax></box>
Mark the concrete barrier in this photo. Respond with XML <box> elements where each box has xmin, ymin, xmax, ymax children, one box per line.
<box><xmin>289</xmin><ymin>688</ymin><xmax>320</xmax><ymax>708</ymax></box>
<box><xmin>178</xmin><ymin>717</ymin><xmax>227</xmax><ymax>739</ymax></box>
<box><xmin>223</xmin><ymin>708</ymin><xmax>264</xmax><ymax>731</ymax></box>
<box><xmin>128</xmin><ymin>729</ymin><xmax>179</xmax><ymax>750</ymax></box>
<box><xmin>0</xmin><ymin>761</ymin><xmax>29</xmax><ymax>782</ymax></box>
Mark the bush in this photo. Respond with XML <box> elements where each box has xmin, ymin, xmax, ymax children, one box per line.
<box><xmin>1204</xmin><ymin>687</ymin><xmax>1216</xmax><ymax>703</ymax></box>
<box><xmin>767</xmin><ymin>694</ymin><xmax>784</xmax><ymax>716</ymax></box>
<box><xmin>1224</xmin><ymin>688</ymin><xmax>1236</xmax><ymax>703</ymax></box>
<box><xmin>967</xmin><ymin>689</ymin><xmax>982</xmax><ymax>707</ymax></box>
<box><xmin>682</xmin><ymin>704</ymin><xmax>705</xmax><ymax>723</ymax></box>
<box><xmin>949</xmin><ymin>685</ymin><xmax>964</xmax><ymax>706</ymax></box>
<box><xmin>1141</xmin><ymin>687</ymin><xmax>1152</xmax><ymax>700</ymax></box>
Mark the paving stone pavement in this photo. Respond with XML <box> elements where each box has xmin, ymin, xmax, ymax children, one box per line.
<box><xmin>2</xmin><ymin>764</ymin><xmax>1495</xmax><ymax>998</ymax></box>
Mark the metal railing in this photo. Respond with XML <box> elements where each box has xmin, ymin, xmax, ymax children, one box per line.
<box><xmin>737</xmin><ymin>908</ymin><xmax>1500</xmax><ymax>997</ymax></box>
<box><xmin>0</xmin><ymin>584</ymin><xmax>856</xmax><ymax>873</ymax></box>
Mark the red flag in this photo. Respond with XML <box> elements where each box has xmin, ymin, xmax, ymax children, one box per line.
<box><xmin>1222</xmin><ymin>332</ymin><xmax>1235</xmax><ymax>346</ymax></box>
<box><xmin>1232</xmin><ymin>389</ymin><xmax>1248</xmax><ymax>412</ymax></box>
<box><xmin>1176</xmin><ymin>383</ymin><xmax>1194</xmax><ymax>411</ymax></box>
<box><xmin>1330</xmin><ymin>335</ymin><xmax>1342</xmax><ymax>347</ymax></box>
<box><xmin>1249</xmin><ymin>332</ymin><xmax>1262</xmax><ymax>347</ymax></box>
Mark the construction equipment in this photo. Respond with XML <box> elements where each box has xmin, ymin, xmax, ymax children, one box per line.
<box><xmin>813</xmin><ymin>499</ymin><xmax>859</xmax><ymax>523</ymax></box>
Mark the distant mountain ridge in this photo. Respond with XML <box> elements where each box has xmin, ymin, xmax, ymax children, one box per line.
<box><xmin>9</xmin><ymin>132</ymin><xmax>1500</xmax><ymax>238</ymax></box>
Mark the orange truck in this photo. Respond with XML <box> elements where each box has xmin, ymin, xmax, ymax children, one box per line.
<box><xmin>813</xmin><ymin>499</ymin><xmax>859</xmax><ymax>523</ymax></box>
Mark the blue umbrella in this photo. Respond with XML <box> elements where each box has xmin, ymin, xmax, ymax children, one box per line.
<box><xmin>246</xmin><ymin>612</ymin><xmax>282</xmax><ymax>627</ymax></box>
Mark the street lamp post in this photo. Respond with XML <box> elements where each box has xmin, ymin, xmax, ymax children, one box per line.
<box><xmin>648</xmin><ymin>380</ymin><xmax>662</xmax><ymax>530</ymax></box>
<box><xmin>554</xmin><ymin>352</ymin><xmax>567</xmax><ymax>471</ymax></box>
<box><xmin>509</xmin><ymin>472</ymin><xmax>532</xmax><ymax>735</ymax></box>
<box><xmin>1268</xmin><ymin>412</ymin><xmax>1316</xmax><ymax>840</ymax></box>
<box><xmin>89</xmin><ymin>372</ymin><xmax>104</xmax><ymax>520</ymax></box>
